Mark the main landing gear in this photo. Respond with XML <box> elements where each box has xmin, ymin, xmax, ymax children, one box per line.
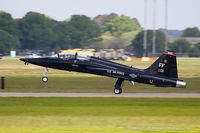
<box><xmin>114</xmin><ymin>78</ymin><xmax>124</xmax><ymax>94</ymax></box>
<box><xmin>42</xmin><ymin>67</ymin><xmax>49</xmax><ymax>83</ymax></box>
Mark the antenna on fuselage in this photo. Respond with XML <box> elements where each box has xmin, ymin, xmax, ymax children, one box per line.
<box><xmin>75</xmin><ymin>52</ymin><xmax>78</xmax><ymax>60</ymax></box>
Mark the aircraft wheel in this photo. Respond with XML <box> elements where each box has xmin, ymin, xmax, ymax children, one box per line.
<box><xmin>114</xmin><ymin>88</ymin><xmax>122</xmax><ymax>94</ymax></box>
<box><xmin>42</xmin><ymin>77</ymin><xmax>48</xmax><ymax>83</ymax></box>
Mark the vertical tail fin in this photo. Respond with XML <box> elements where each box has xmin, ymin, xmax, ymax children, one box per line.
<box><xmin>146</xmin><ymin>51</ymin><xmax>178</xmax><ymax>78</ymax></box>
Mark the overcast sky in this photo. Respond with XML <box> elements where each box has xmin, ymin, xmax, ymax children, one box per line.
<box><xmin>0</xmin><ymin>0</ymin><xmax>199</xmax><ymax>30</ymax></box>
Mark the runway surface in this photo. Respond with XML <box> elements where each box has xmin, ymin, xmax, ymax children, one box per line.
<box><xmin>0</xmin><ymin>92</ymin><xmax>200</xmax><ymax>98</ymax></box>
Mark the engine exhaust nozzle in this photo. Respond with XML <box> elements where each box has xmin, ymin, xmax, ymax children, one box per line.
<box><xmin>176</xmin><ymin>80</ymin><xmax>186</xmax><ymax>88</ymax></box>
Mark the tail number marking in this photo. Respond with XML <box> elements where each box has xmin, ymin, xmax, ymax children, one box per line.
<box><xmin>159</xmin><ymin>63</ymin><xmax>165</xmax><ymax>68</ymax></box>
<box><xmin>158</xmin><ymin>68</ymin><xmax>164</xmax><ymax>73</ymax></box>
<box><xmin>158</xmin><ymin>63</ymin><xmax>165</xmax><ymax>73</ymax></box>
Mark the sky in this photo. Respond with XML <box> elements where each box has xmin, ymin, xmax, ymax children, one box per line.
<box><xmin>0</xmin><ymin>0</ymin><xmax>199</xmax><ymax>30</ymax></box>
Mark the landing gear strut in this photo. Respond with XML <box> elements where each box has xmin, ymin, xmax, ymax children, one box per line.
<box><xmin>42</xmin><ymin>67</ymin><xmax>49</xmax><ymax>83</ymax></box>
<box><xmin>114</xmin><ymin>78</ymin><xmax>124</xmax><ymax>94</ymax></box>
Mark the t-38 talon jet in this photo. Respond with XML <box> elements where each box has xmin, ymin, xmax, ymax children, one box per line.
<box><xmin>20</xmin><ymin>50</ymin><xmax>186</xmax><ymax>94</ymax></box>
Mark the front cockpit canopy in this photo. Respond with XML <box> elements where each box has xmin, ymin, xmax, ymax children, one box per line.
<box><xmin>58</xmin><ymin>53</ymin><xmax>90</xmax><ymax>61</ymax></box>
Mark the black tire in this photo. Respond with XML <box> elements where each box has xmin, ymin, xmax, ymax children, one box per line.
<box><xmin>114</xmin><ymin>89</ymin><xmax>122</xmax><ymax>94</ymax></box>
<box><xmin>42</xmin><ymin>77</ymin><xmax>48</xmax><ymax>83</ymax></box>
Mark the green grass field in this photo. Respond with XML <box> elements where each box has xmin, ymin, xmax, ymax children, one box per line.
<box><xmin>0</xmin><ymin>97</ymin><xmax>200</xmax><ymax>133</ymax></box>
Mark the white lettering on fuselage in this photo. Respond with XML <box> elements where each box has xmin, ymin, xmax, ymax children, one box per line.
<box><xmin>107</xmin><ymin>70</ymin><xmax>124</xmax><ymax>76</ymax></box>
<box><xmin>72</xmin><ymin>64</ymin><xmax>79</xmax><ymax>67</ymax></box>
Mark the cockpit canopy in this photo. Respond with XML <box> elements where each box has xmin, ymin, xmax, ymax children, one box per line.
<box><xmin>58</xmin><ymin>53</ymin><xmax>91</xmax><ymax>61</ymax></box>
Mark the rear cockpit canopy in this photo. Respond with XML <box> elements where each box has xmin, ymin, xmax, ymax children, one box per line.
<box><xmin>58</xmin><ymin>53</ymin><xmax>91</xmax><ymax>61</ymax></box>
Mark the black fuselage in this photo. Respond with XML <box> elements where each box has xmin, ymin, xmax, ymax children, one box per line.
<box><xmin>20</xmin><ymin>56</ymin><xmax>181</xmax><ymax>88</ymax></box>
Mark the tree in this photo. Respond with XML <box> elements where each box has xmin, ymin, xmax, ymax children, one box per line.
<box><xmin>51</xmin><ymin>21</ymin><xmax>71</xmax><ymax>50</ymax></box>
<box><xmin>93</xmin><ymin>14</ymin><xmax>141</xmax><ymax>49</ymax></box>
<box><xmin>0</xmin><ymin>11</ymin><xmax>15</xmax><ymax>34</ymax></box>
<box><xmin>195</xmin><ymin>42</ymin><xmax>200</xmax><ymax>51</ymax></box>
<box><xmin>105</xmin><ymin>15</ymin><xmax>140</xmax><ymax>37</ymax></box>
<box><xmin>0</xmin><ymin>11</ymin><xmax>21</xmax><ymax>38</ymax></box>
<box><xmin>0</xmin><ymin>30</ymin><xmax>20</xmax><ymax>52</ymax></box>
<box><xmin>189</xmin><ymin>42</ymin><xmax>200</xmax><ymax>56</ymax></box>
<box><xmin>66</xmin><ymin>15</ymin><xmax>101</xmax><ymax>48</ymax></box>
<box><xmin>17</xmin><ymin>12</ymin><xmax>56</xmax><ymax>51</ymax></box>
<box><xmin>182</xmin><ymin>27</ymin><xmax>200</xmax><ymax>37</ymax></box>
<box><xmin>169</xmin><ymin>39</ymin><xmax>191</xmax><ymax>53</ymax></box>
<box><xmin>131</xmin><ymin>30</ymin><xmax>166</xmax><ymax>57</ymax></box>
<box><xmin>93</xmin><ymin>13</ymin><xmax>118</xmax><ymax>28</ymax></box>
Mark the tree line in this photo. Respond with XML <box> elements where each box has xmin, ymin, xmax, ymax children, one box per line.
<box><xmin>0</xmin><ymin>11</ymin><xmax>140</xmax><ymax>52</ymax></box>
<box><xmin>0</xmin><ymin>11</ymin><xmax>199</xmax><ymax>57</ymax></box>
<box><xmin>131</xmin><ymin>27</ymin><xmax>200</xmax><ymax>57</ymax></box>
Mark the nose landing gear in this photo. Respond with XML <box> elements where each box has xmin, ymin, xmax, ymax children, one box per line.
<box><xmin>42</xmin><ymin>67</ymin><xmax>49</xmax><ymax>83</ymax></box>
<box><xmin>42</xmin><ymin>76</ymin><xmax>48</xmax><ymax>82</ymax></box>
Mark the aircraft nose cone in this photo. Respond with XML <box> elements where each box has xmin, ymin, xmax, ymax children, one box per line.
<box><xmin>19</xmin><ymin>57</ymin><xmax>46</xmax><ymax>66</ymax></box>
<box><xmin>20</xmin><ymin>58</ymin><xmax>30</xmax><ymax>65</ymax></box>
<box><xmin>19</xmin><ymin>58</ymin><xmax>26</xmax><ymax>62</ymax></box>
